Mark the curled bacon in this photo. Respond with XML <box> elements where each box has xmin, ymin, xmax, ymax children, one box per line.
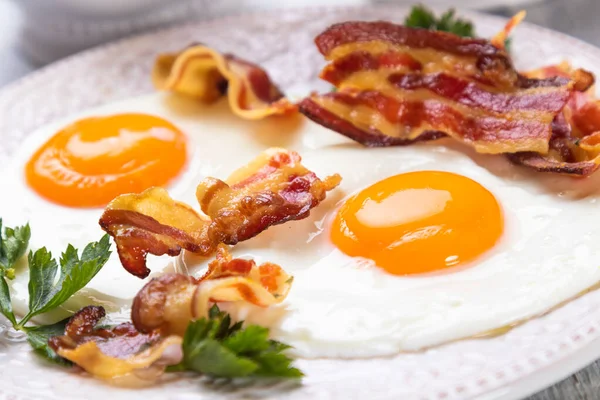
<box><xmin>132</xmin><ymin>245</ymin><xmax>292</xmax><ymax>336</ymax></box>
<box><xmin>509</xmin><ymin>63</ymin><xmax>600</xmax><ymax>175</ymax></box>
<box><xmin>153</xmin><ymin>44</ymin><xmax>296</xmax><ymax>119</ymax></box>
<box><xmin>99</xmin><ymin>148</ymin><xmax>341</xmax><ymax>278</ymax></box>
<box><xmin>48</xmin><ymin>306</ymin><xmax>182</xmax><ymax>379</ymax></box>
<box><xmin>49</xmin><ymin>248</ymin><xmax>293</xmax><ymax>379</ymax></box>
<box><xmin>299</xmin><ymin>21</ymin><xmax>590</xmax><ymax>157</ymax></box>
<box><xmin>490</xmin><ymin>11</ymin><xmax>526</xmax><ymax>50</ymax></box>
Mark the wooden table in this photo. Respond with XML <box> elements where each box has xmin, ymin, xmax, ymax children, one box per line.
<box><xmin>0</xmin><ymin>0</ymin><xmax>598</xmax><ymax>398</ymax></box>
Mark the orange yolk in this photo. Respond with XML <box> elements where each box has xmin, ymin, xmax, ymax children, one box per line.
<box><xmin>331</xmin><ymin>171</ymin><xmax>503</xmax><ymax>275</ymax></box>
<box><xmin>26</xmin><ymin>113</ymin><xmax>187</xmax><ymax>208</ymax></box>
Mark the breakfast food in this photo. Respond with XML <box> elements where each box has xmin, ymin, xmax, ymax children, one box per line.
<box><xmin>153</xmin><ymin>44</ymin><xmax>296</xmax><ymax>119</ymax></box>
<box><xmin>508</xmin><ymin>62</ymin><xmax>600</xmax><ymax>174</ymax></box>
<box><xmin>132</xmin><ymin>245</ymin><xmax>292</xmax><ymax>336</ymax></box>
<box><xmin>49</xmin><ymin>305</ymin><xmax>183</xmax><ymax>379</ymax></box>
<box><xmin>25</xmin><ymin>113</ymin><xmax>188</xmax><ymax>207</ymax></box>
<box><xmin>490</xmin><ymin>10</ymin><xmax>526</xmax><ymax>50</ymax></box>
<box><xmin>331</xmin><ymin>171</ymin><xmax>503</xmax><ymax>275</ymax></box>
<box><xmin>3</xmin><ymin>4</ymin><xmax>600</xmax><ymax>393</ymax></box>
<box><xmin>99</xmin><ymin>148</ymin><xmax>341</xmax><ymax>278</ymax></box>
<box><xmin>48</xmin><ymin>246</ymin><xmax>294</xmax><ymax>379</ymax></box>
<box><xmin>298</xmin><ymin>20</ymin><xmax>596</xmax><ymax>175</ymax></box>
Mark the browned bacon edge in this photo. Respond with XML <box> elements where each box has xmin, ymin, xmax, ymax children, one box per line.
<box><xmin>507</xmin><ymin>152</ymin><xmax>598</xmax><ymax>176</ymax></box>
<box><xmin>132</xmin><ymin>246</ymin><xmax>291</xmax><ymax>336</ymax></box>
<box><xmin>316</xmin><ymin>21</ymin><xmax>507</xmax><ymax>60</ymax></box>
<box><xmin>299</xmin><ymin>96</ymin><xmax>446</xmax><ymax>146</ymax></box>
<box><xmin>315</xmin><ymin>21</ymin><xmax>518</xmax><ymax>87</ymax></box>
<box><xmin>100</xmin><ymin>149</ymin><xmax>341</xmax><ymax>279</ymax></box>
<box><xmin>154</xmin><ymin>43</ymin><xmax>295</xmax><ymax>119</ymax></box>
<box><xmin>49</xmin><ymin>246</ymin><xmax>294</xmax><ymax>379</ymax></box>
<box><xmin>180</xmin><ymin>42</ymin><xmax>286</xmax><ymax>105</ymax></box>
<box><xmin>300</xmin><ymin>21</ymin><xmax>596</xmax><ymax>161</ymax></box>
<box><xmin>227</xmin><ymin>54</ymin><xmax>286</xmax><ymax>104</ymax></box>
<box><xmin>507</xmin><ymin>116</ymin><xmax>600</xmax><ymax>175</ymax></box>
<box><xmin>49</xmin><ymin>306</ymin><xmax>163</xmax><ymax>360</ymax></box>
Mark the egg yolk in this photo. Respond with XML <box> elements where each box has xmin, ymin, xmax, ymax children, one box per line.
<box><xmin>331</xmin><ymin>171</ymin><xmax>503</xmax><ymax>275</ymax></box>
<box><xmin>26</xmin><ymin>113</ymin><xmax>187</xmax><ymax>208</ymax></box>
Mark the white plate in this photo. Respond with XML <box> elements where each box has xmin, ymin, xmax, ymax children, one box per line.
<box><xmin>1</xmin><ymin>5</ymin><xmax>599</xmax><ymax>400</ymax></box>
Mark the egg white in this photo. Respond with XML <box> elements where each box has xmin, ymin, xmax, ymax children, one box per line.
<box><xmin>2</xmin><ymin>92</ymin><xmax>600</xmax><ymax>357</ymax></box>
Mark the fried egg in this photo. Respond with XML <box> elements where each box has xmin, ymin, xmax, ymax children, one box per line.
<box><xmin>2</xmin><ymin>92</ymin><xmax>600</xmax><ymax>358</ymax></box>
<box><xmin>26</xmin><ymin>113</ymin><xmax>188</xmax><ymax>208</ymax></box>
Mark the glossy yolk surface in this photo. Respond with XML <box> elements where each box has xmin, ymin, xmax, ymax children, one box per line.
<box><xmin>26</xmin><ymin>113</ymin><xmax>187</xmax><ymax>208</ymax></box>
<box><xmin>331</xmin><ymin>171</ymin><xmax>503</xmax><ymax>275</ymax></box>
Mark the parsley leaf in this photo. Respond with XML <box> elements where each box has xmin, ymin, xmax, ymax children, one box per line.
<box><xmin>26</xmin><ymin>248</ymin><xmax>59</xmax><ymax>320</ymax></box>
<box><xmin>25</xmin><ymin>318</ymin><xmax>71</xmax><ymax>365</ymax></box>
<box><xmin>405</xmin><ymin>6</ymin><xmax>515</xmax><ymax>51</ymax></box>
<box><xmin>405</xmin><ymin>5</ymin><xmax>475</xmax><ymax>38</ymax></box>
<box><xmin>0</xmin><ymin>217</ymin><xmax>112</xmax><ymax>365</ymax></box>
<box><xmin>174</xmin><ymin>305</ymin><xmax>303</xmax><ymax>379</ymax></box>
<box><xmin>0</xmin><ymin>276</ymin><xmax>16</xmax><ymax>326</ymax></box>
<box><xmin>0</xmin><ymin>219</ymin><xmax>31</xmax><ymax>325</ymax></box>
<box><xmin>437</xmin><ymin>9</ymin><xmax>475</xmax><ymax>37</ymax></box>
<box><xmin>18</xmin><ymin>235</ymin><xmax>111</xmax><ymax>328</ymax></box>
<box><xmin>404</xmin><ymin>4</ymin><xmax>437</xmax><ymax>30</ymax></box>
<box><xmin>0</xmin><ymin>219</ymin><xmax>31</xmax><ymax>279</ymax></box>
<box><xmin>504</xmin><ymin>37</ymin><xmax>513</xmax><ymax>52</ymax></box>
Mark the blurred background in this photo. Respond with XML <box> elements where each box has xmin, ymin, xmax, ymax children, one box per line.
<box><xmin>0</xmin><ymin>0</ymin><xmax>598</xmax><ymax>87</ymax></box>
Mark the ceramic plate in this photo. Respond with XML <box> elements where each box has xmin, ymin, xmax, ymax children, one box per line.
<box><xmin>1</xmin><ymin>5</ymin><xmax>599</xmax><ymax>400</ymax></box>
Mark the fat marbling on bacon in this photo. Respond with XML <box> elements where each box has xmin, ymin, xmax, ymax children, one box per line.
<box><xmin>49</xmin><ymin>247</ymin><xmax>293</xmax><ymax>379</ymax></box>
<box><xmin>99</xmin><ymin>148</ymin><xmax>341</xmax><ymax>278</ymax></box>
<box><xmin>153</xmin><ymin>44</ymin><xmax>296</xmax><ymax>119</ymax></box>
<box><xmin>48</xmin><ymin>305</ymin><xmax>183</xmax><ymax>379</ymax></box>
<box><xmin>508</xmin><ymin>62</ymin><xmax>600</xmax><ymax>175</ymax></box>
<box><xmin>299</xmin><ymin>20</ymin><xmax>594</xmax><ymax>171</ymax></box>
<box><xmin>132</xmin><ymin>245</ymin><xmax>292</xmax><ymax>336</ymax></box>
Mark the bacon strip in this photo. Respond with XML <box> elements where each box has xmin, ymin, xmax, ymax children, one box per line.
<box><xmin>299</xmin><ymin>21</ymin><xmax>587</xmax><ymax>155</ymax></box>
<box><xmin>99</xmin><ymin>148</ymin><xmax>341</xmax><ymax>278</ymax></box>
<box><xmin>509</xmin><ymin>63</ymin><xmax>600</xmax><ymax>175</ymax></box>
<box><xmin>490</xmin><ymin>11</ymin><xmax>526</xmax><ymax>50</ymax></box>
<box><xmin>48</xmin><ymin>306</ymin><xmax>183</xmax><ymax>379</ymax></box>
<box><xmin>49</xmin><ymin>248</ymin><xmax>293</xmax><ymax>379</ymax></box>
<box><xmin>132</xmin><ymin>245</ymin><xmax>292</xmax><ymax>336</ymax></box>
<box><xmin>153</xmin><ymin>44</ymin><xmax>296</xmax><ymax>119</ymax></box>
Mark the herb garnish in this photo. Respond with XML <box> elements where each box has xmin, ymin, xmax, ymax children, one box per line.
<box><xmin>0</xmin><ymin>219</ymin><xmax>111</xmax><ymax>363</ymax></box>
<box><xmin>0</xmin><ymin>219</ymin><xmax>30</xmax><ymax>280</ymax></box>
<box><xmin>405</xmin><ymin>5</ymin><xmax>475</xmax><ymax>38</ymax></box>
<box><xmin>0</xmin><ymin>220</ymin><xmax>301</xmax><ymax>378</ymax></box>
<box><xmin>25</xmin><ymin>318</ymin><xmax>71</xmax><ymax>365</ymax></box>
<box><xmin>405</xmin><ymin>5</ymin><xmax>513</xmax><ymax>50</ymax></box>
<box><xmin>170</xmin><ymin>304</ymin><xmax>303</xmax><ymax>379</ymax></box>
<box><xmin>19</xmin><ymin>237</ymin><xmax>111</xmax><ymax>328</ymax></box>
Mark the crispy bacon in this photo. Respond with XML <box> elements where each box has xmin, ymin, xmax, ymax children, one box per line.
<box><xmin>299</xmin><ymin>21</ymin><xmax>589</xmax><ymax>156</ymax></box>
<box><xmin>509</xmin><ymin>63</ymin><xmax>600</xmax><ymax>175</ymax></box>
<box><xmin>99</xmin><ymin>148</ymin><xmax>341</xmax><ymax>278</ymax></box>
<box><xmin>132</xmin><ymin>246</ymin><xmax>291</xmax><ymax>336</ymax></box>
<box><xmin>49</xmin><ymin>248</ymin><xmax>293</xmax><ymax>379</ymax></box>
<box><xmin>490</xmin><ymin>11</ymin><xmax>526</xmax><ymax>50</ymax></box>
<box><xmin>48</xmin><ymin>306</ymin><xmax>182</xmax><ymax>379</ymax></box>
<box><xmin>153</xmin><ymin>44</ymin><xmax>296</xmax><ymax>119</ymax></box>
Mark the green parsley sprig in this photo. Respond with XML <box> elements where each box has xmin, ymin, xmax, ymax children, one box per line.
<box><xmin>0</xmin><ymin>219</ymin><xmax>30</xmax><ymax>281</ymax></box>
<box><xmin>405</xmin><ymin>5</ymin><xmax>475</xmax><ymax>38</ymax></box>
<box><xmin>170</xmin><ymin>304</ymin><xmax>303</xmax><ymax>379</ymax></box>
<box><xmin>405</xmin><ymin>5</ymin><xmax>513</xmax><ymax>50</ymax></box>
<box><xmin>0</xmin><ymin>219</ymin><xmax>301</xmax><ymax>379</ymax></box>
<box><xmin>0</xmin><ymin>218</ymin><xmax>111</xmax><ymax>363</ymax></box>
